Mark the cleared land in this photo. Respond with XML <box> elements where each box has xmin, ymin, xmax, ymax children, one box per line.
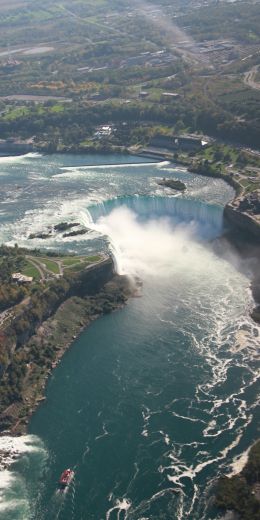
<box><xmin>22</xmin><ymin>254</ymin><xmax>102</xmax><ymax>281</ymax></box>
<box><xmin>244</xmin><ymin>65</ymin><xmax>260</xmax><ymax>90</ymax></box>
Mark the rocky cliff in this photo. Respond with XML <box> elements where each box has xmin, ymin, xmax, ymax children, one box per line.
<box><xmin>224</xmin><ymin>202</ymin><xmax>260</xmax><ymax>243</ymax></box>
<box><xmin>0</xmin><ymin>257</ymin><xmax>135</xmax><ymax>434</ymax></box>
<box><xmin>223</xmin><ymin>191</ymin><xmax>260</xmax><ymax>323</ymax></box>
<box><xmin>0</xmin><ymin>257</ymin><xmax>114</xmax><ymax>371</ymax></box>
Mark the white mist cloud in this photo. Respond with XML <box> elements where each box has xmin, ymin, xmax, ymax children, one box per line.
<box><xmin>94</xmin><ymin>206</ymin><xmax>214</xmax><ymax>278</ymax></box>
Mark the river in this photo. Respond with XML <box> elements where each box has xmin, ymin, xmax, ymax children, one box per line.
<box><xmin>0</xmin><ymin>153</ymin><xmax>259</xmax><ymax>520</ymax></box>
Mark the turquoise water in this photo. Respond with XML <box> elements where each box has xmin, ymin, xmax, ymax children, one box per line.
<box><xmin>0</xmin><ymin>153</ymin><xmax>259</xmax><ymax>520</ymax></box>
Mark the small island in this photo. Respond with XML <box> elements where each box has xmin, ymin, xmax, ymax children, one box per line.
<box><xmin>157</xmin><ymin>178</ymin><xmax>186</xmax><ymax>191</ymax></box>
<box><xmin>53</xmin><ymin>222</ymin><xmax>80</xmax><ymax>232</ymax></box>
<box><xmin>28</xmin><ymin>221</ymin><xmax>90</xmax><ymax>240</ymax></box>
<box><xmin>63</xmin><ymin>228</ymin><xmax>89</xmax><ymax>238</ymax></box>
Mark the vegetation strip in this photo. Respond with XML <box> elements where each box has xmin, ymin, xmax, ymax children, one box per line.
<box><xmin>0</xmin><ymin>245</ymin><xmax>133</xmax><ymax>442</ymax></box>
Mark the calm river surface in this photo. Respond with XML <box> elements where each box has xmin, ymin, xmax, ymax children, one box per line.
<box><xmin>0</xmin><ymin>153</ymin><xmax>259</xmax><ymax>520</ymax></box>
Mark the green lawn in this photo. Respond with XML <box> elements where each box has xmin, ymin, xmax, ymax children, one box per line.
<box><xmin>22</xmin><ymin>254</ymin><xmax>101</xmax><ymax>277</ymax></box>
<box><xmin>85</xmin><ymin>255</ymin><xmax>101</xmax><ymax>262</ymax></box>
<box><xmin>39</xmin><ymin>258</ymin><xmax>60</xmax><ymax>275</ymax></box>
<box><xmin>65</xmin><ymin>255</ymin><xmax>101</xmax><ymax>272</ymax></box>
<box><xmin>62</xmin><ymin>257</ymin><xmax>81</xmax><ymax>267</ymax></box>
<box><xmin>49</xmin><ymin>104</ymin><xmax>65</xmax><ymax>113</ymax></box>
<box><xmin>3</xmin><ymin>107</ymin><xmax>30</xmax><ymax>121</ymax></box>
<box><xmin>22</xmin><ymin>261</ymin><xmax>41</xmax><ymax>281</ymax></box>
<box><xmin>66</xmin><ymin>263</ymin><xmax>86</xmax><ymax>272</ymax></box>
<box><xmin>240</xmin><ymin>178</ymin><xmax>250</xmax><ymax>187</ymax></box>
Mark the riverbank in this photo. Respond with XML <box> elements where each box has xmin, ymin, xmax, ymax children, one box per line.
<box><xmin>0</xmin><ymin>272</ymin><xmax>134</xmax><ymax>470</ymax></box>
<box><xmin>135</xmin><ymin>144</ymin><xmax>260</xmax><ymax>322</ymax></box>
<box><xmin>189</xmin><ymin>168</ymin><xmax>260</xmax><ymax>322</ymax></box>
<box><xmin>216</xmin><ymin>440</ymin><xmax>260</xmax><ymax>520</ymax></box>
<box><xmin>30</xmin><ymin>146</ymin><xmax>260</xmax><ymax>321</ymax></box>
<box><xmin>0</xmin><ymin>247</ymin><xmax>135</xmax><ymax>444</ymax></box>
<box><xmin>0</xmin><ymin>151</ymin><xmax>258</xmax><ymax>518</ymax></box>
<box><xmin>2</xmin><ymin>146</ymin><xmax>259</xmax><ymax>324</ymax></box>
<box><xmin>133</xmin><ymin>146</ymin><xmax>243</xmax><ymax>195</ymax></box>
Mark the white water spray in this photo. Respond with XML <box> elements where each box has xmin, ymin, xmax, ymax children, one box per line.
<box><xmin>0</xmin><ymin>152</ymin><xmax>41</xmax><ymax>164</ymax></box>
<box><xmin>0</xmin><ymin>434</ymin><xmax>48</xmax><ymax>519</ymax></box>
<box><xmin>91</xmin><ymin>206</ymin><xmax>221</xmax><ymax>279</ymax></box>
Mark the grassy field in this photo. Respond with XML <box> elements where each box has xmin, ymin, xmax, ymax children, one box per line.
<box><xmin>3</xmin><ymin>107</ymin><xmax>30</xmax><ymax>121</ymax></box>
<box><xmin>62</xmin><ymin>257</ymin><xmax>82</xmax><ymax>267</ymax></box>
<box><xmin>21</xmin><ymin>261</ymin><xmax>41</xmax><ymax>281</ymax></box>
<box><xmin>21</xmin><ymin>254</ymin><xmax>102</xmax><ymax>280</ymax></box>
<box><xmin>64</xmin><ymin>255</ymin><xmax>101</xmax><ymax>272</ymax></box>
<box><xmin>39</xmin><ymin>258</ymin><xmax>60</xmax><ymax>275</ymax></box>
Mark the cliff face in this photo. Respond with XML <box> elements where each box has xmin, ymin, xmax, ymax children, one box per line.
<box><xmin>223</xmin><ymin>193</ymin><xmax>260</xmax><ymax>323</ymax></box>
<box><xmin>224</xmin><ymin>203</ymin><xmax>260</xmax><ymax>243</ymax></box>
<box><xmin>0</xmin><ymin>259</ymin><xmax>133</xmax><ymax>434</ymax></box>
<box><xmin>0</xmin><ymin>257</ymin><xmax>115</xmax><ymax>369</ymax></box>
<box><xmin>69</xmin><ymin>257</ymin><xmax>115</xmax><ymax>297</ymax></box>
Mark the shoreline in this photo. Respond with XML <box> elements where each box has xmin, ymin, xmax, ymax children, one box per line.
<box><xmin>135</xmin><ymin>147</ymin><xmax>260</xmax><ymax>322</ymax></box>
<box><xmin>0</xmin><ymin>148</ymin><xmax>259</xmax><ymax>470</ymax></box>
<box><xmin>0</xmin><ymin>272</ymin><xmax>135</xmax><ymax>468</ymax></box>
<box><xmin>2</xmin><ymin>146</ymin><xmax>260</xmax><ymax>319</ymax></box>
<box><xmin>0</xmin><ymin>250</ymin><xmax>134</xmax><ymax>428</ymax></box>
<box><xmin>216</xmin><ymin>440</ymin><xmax>260</xmax><ymax>519</ymax></box>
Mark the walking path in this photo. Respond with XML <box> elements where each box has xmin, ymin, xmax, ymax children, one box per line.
<box><xmin>244</xmin><ymin>65</ymin><xmax>260</xmax><ymax>90</ymax></box>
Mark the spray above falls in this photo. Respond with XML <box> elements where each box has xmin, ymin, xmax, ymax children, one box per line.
<box><xmin>83</xmin><ymin>195</ymin><xmax>224</xmax><ymax>277</ymax></box>
<box><xmin>86</xmin><ymin>195</ymin><xmax>223</xmax><ymax>233</ymax></box>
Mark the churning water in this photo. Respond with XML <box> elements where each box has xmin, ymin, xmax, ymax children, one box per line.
<box><xmin>0</xmin><ymin>153</ymin><xmax>259</xmax><ymax>520</ymax></box>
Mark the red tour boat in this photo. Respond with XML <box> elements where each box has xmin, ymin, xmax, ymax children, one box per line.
<box><xmin>58</xmin><ymin>468</ymin><xmax>75</xmax><ymax>491</ymax></box>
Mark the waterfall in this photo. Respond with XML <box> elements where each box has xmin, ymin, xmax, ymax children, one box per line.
<box><xmin>84</xmin><ymin>195</ymin><xmax>223</xmax><ymax>238</ymax></box>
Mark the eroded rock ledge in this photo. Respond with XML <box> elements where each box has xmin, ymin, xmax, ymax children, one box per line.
<box><xmin>224</xmin><ymin>190</ymin><xmax>260</xmax><ymax>244</ymax></box>
<box><xmin>223</xmin><ymin>190</ymin><xmax>260</xmax><ymax>323</ymax></box>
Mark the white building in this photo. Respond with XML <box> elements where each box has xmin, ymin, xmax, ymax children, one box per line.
<box><xmin>12</xmin><ymin>273</ymin><xmax>33</xmax><ymax>284</ymax></box>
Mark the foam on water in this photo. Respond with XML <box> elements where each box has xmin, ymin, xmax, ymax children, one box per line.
<box><xmin>0</xmin><ymin>434</ymin><xmax>45</xmax><ymax>469</ymax></box>
<box><xmin>98</xmin><ymin>206</ymin><xmax>260</xmax><ymax>519</ymax></box>
<box><xmin>0</xmin><ymin>435</ymin><xmax>48</xmax><ymax>520</ymax></box>
<box><xmin>106</xmin><ymin>498</ymin><xmax>132</xmax><ymax>520</ymax></box>
<box><xmin>0</xmin><ymin>152</ymin><xmax>41</xmax><ymax>164</ymax></box>
<box><xmin>1</xmin><ymin>193</ymin><xmax>105</xmax><ymax>248</ymax></box>
<box><xmin>0</xmin><ymin>154</ymin><xmax>258</xmax><ymax>519</ymax></box>
<box><xmin>1</xmin><ymin>190</ymin><xmax>224</xmax><ymax>258</ymax></box>
<box><xmin>229</xmin><ymin>446</ymin><xmax>251</xmax><ymax>476</ymax></box>
<box><xmin>97</xmin><ymin>209</ymin><xmax>259</xmax><ymax>519</ymax></box>
<box><xmin>53</xmin><ymin>161</ymin><xmax>161</xmax><ymax>180</ymax></box>
<box><xmin>158</xmin><ymin>314</ymin><xmax>259</xmax><ymax>518</ymax></box>
<box><xmin>0</xmin><ymin>472</ymin><xmax>30</xmax><ymax>518</ymax></box>
<box><xmin>60</xmin><ymin>161</ymin><xmax>160</xmax><ymax>171</ymax></box>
